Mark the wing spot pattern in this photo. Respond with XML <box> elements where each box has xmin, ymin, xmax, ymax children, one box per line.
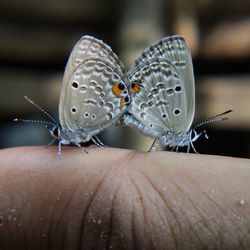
<box><xmin>98</xmin><ymin>100</ymin><xmax>105</xmax><ymax>107</ymax></box>
<box><xmin>139</xmin><ymin>103</ymin><xmax>147</xmax><ymax>110</ymax></box>
<box><xmin>173</xmin><ymin>108</ymin><xmax>181</xmax><ymax>116</ymax></box>
<box><xmin>156</xmin><ymin>82</ymin><xmax>164</xmax><ymax>90</ymax></box>
<box><xmin>71</xmin><ymin>107</ymin><xmax>77</xmax><ymax>113</ymax></box>
<box><xmin>139</xmin><ymin>112</ymin><xmax>147</xmax><ymax>119</ymax></box>
<box><xmin>175</xmin><ymin>85</ymin><xmax>182</xmax><ymax>93</ymax></box>
<box><xmin>106</xmin><ymin>112</ymin><xmax>114</xmax><ymax>120</ymax></box>
<box><xmin>174</xmin><ymin>61</ymin><xmax>186</xmax><ymax>68</ymax></box>
<box><xmin>72</xmin><ymin>82</ymin><xmax>79</xmax><ymax>89</ymax></box>
<box><xmin>105</xmin><ymin>102</ymin><xmax>115</xmax><ymax>110</ymax></box>
<box><xmin>80</xmin><ymin>85</ymin><xmax>88</xmax><ymax>92</ymax></box>
<box><xmin>166</xmin><ymin>88</ymin><xmax>174</xmax><ymax>95</ymax></box>
<box><xmin>95</xmin><ymin>86</ymin><xmax>103</xmax><ymax>93</ymax></box>
<box><xmin>155</xmin><ymin>100</ymin><xmax>169</xmax><ymax>107</ymax></box>
<box><xmin>83</xmin><ymin>99</ymin><xmax>97</xmax><ymax>106</ymax></box>
<box><xmin>89</xmin><ymin>80</ymin><xmax>97</xmax><ymax>87</ymax></box>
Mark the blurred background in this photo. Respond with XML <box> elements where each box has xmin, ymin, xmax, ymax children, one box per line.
<box><xmin>0</xmin><ymin>0</ymin><xmax>249</xmax><ymax>158</ymax></box>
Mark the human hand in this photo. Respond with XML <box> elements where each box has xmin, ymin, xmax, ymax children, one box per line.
<box><xmin>0</xmin><ymin>146</ymin><xmax>249</xmax><ymax>249</ymax></box>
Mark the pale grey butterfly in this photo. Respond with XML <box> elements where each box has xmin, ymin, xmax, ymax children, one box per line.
<box><xmin>123</xmin><ymin>35</ymin><xmax>232</xmax><ymax>152</ymax></box>
<box><xmin>14</xmin><ymin>35</ymin><xmax>130</xmax><ymax>157</ymax></box>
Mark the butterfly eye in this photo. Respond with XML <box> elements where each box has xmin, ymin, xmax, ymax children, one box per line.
<box><xmin>53</xmin><ymin>127</ymin><xmax>59</xmax><ymax>137</ymax></box>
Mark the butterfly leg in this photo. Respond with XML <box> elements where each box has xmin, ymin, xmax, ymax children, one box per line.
<box><xmin>57</xmin><ymin>141</ymin><xmax>62</xmax><ymax>159</ymax></box>
<box><xmin>148</xmin><ymin>139</ymin><xmax>160</xmax><ymax>152</ymax></box>
<box><xmin>91</xmin><ymin>136</ymin><xmax>106</xmax><ymax>148</ymax></box>
<box><xmin>46</xmin><ymin>137</ymin><xmax>57</xmax><ymax>148</ymax></box>
<box><xmin>76</xmin><ymin>143</ymin><xmax>88</xmax><ymax>154</ymax></box>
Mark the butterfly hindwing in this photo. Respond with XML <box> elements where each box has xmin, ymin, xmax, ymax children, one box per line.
<box><xmin>128</xmin><ymin>58</ymin><xmax>189</xmax><ymax>138</ymax></box>
<box><xmin>61</xmin><ymin>58</ymin><xmax>130</xmax><ymax>135</ymax></box>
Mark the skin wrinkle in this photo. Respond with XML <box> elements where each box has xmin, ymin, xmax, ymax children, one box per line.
<box><xmin>80</xmin><ymin>150</ymin><xmax>135</xmax><ymax>249</ymax></box>
<box><xmin>170</xmin><ymin>168</ymin><xmax>223</xmax><ymax>245</ymax></box>
<box><xmin>178</xmin><ymin>167</ymin><xmax>245</xmax><ymax>247</ymax></box>
<box><xmin>238</xmin><ymin>230</ymin><xmax>250</xmax><ymax>250</ymax></box>
<box><xmin>138</xmin><ymin>170</ymin><xmax>179</xmax><ymax>250</ymax></box>
<box><xmin>52</xmin><ymin>179</ymin><xmax>81</xmax><ymax>249</ymax></box>
<box><xmin>164</xmin><ymin>171</ymin><xmax>218</xmax><ymax>247</ymax></box>
<box><xmin>105</xmin><ymin>181</ymin><xmax>121</xmax><ymax>250</ymax></box>
<box><xmin>131</xmin><ymin>203</ymin><xmax>137</xmax><ymax>250</ymax></box>
<box><xmin>79</xmin><ymin>161</ymin><xmax>114</xmax><ymax>250</ymax></box>
<box><xmin>129</xmin><ymin>174</ymin><xmax>150</xmax><ymax>249</ymax></box>
<box><xmin>140</xmin><ymin>162</ymin><xmax>211</xmax><ymax>247</ymax></box>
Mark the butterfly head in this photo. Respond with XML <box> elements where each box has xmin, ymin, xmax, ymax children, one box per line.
<box><xmin>47</xmin><ymin>124</ymin><xmax>61</xmax><ymax>140</ymax></box>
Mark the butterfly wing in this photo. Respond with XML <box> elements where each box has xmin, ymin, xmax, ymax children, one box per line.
<box><xmin>129</xmin><ymin>35</ymin><xmax>195</xmax><ymax>130</ymax></box>
<box><xmin>59</xmin><ymin>36</ymin><xmax>129</xmax><ymax>136</ymax></box>
<box><xmin>127</xmin><ymin>36</ymin><xmax>195</xmax><ymax>135</ymax></box>
<box><xmin>127</xmin><ymin>59</ymin><xmax>189</xmax><ymax>138</ymax></box>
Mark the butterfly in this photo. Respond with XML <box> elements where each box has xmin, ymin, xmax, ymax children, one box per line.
<box><xmin>14</xmin><ymin>35</ymin><xmax>130</xmax><ymax>157</ymax></box>
<box><xmin>123</xmin><ymin>35</ymin><xmax>232</xmax><ymax>152</ymax></box>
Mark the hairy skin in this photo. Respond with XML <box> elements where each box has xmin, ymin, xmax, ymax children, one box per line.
<box><xmin>0</xmin><ymin>146</ymin><xmax>250</xmax><ymax>250</ymax></box>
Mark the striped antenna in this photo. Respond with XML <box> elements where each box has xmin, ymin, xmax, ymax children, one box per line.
<box><xmin>194</xmin><ymin>110</ymin><xmax>233</xmax><ymax>129</ymax></box>
<box><xmin>13</xmin><ymin>118</ymin><xmax>56</xmax><ymax>127</ymax></box>
<box><xmin>24</xmin><ymin>96</ymin><xmax>57</xmax><ymax>123</ymax></box>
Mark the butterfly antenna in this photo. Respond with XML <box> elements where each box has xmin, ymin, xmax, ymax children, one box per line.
<box><xmin>24</xmin><ymin>96</ymin><xmax>57</xmax><ymax>123</ymax></box>
<box><xmin>13</xmin><ymin>118</ymin><xmax>56</xmax><ymax>127</ymax></box>
<box><xmin>194</xmin><ymin>110</ymin><xmax>233</xmax><ymax>129</ymax></box>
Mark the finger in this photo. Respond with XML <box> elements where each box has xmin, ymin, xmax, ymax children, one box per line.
<box><xmin>0</xmin><ymin>147</ymin><xmax>249</xmax><ymax>249</ymax></box>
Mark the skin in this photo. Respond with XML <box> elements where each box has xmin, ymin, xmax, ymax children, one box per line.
<box><xmin>0</xmin><ymin>146</ymin><xmax>250</xmax><ymax>250</ymax></box>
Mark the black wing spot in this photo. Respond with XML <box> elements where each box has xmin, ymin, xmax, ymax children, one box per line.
<box><xmin>175</xmin><ymin>85</ymin><xmax>182</xmax><ymax>92</ymax></box>
<box><xmin>173</xmin><ymin>108</ymin><xmax>181</xmax><ymax>116</ymax></box>
<box><xmin>72</xmin><ymin>82</ymin><xmax>79</xmax><ymax>89</ymax></box>
<box><xmin>71</xmin><ymin>107</ymin><xmax>77</xmax><ymax>113</ymax></box>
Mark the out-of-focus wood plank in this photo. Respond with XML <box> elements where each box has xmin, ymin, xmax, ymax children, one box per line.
<box><xmin>196</xmin><ymin>76</ymin><xmax>250</xmax><ymax>129</ymax></box>
<box><xmin>118</xmin><ymin>0</ymin><xmax>164</xmax><ymax>67</ymax></box>
<box><xmin>201</xmin><ymin>19</ymin><xmax>250</xmax><ymax>59</ymax></box>
<box><xmin>0</xmin><ymin>0</ymin><xmax>110</xmax><ymax>23</ymax></box>
<box><xmin>0</xmin><ymin>23</ymin><xmax>87</xmax><ymax>64</ymax></box>
<box><xmin>0</xmin><ymin>68</ymin><xmax>61</xmax><ymax>116</ymax></box>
